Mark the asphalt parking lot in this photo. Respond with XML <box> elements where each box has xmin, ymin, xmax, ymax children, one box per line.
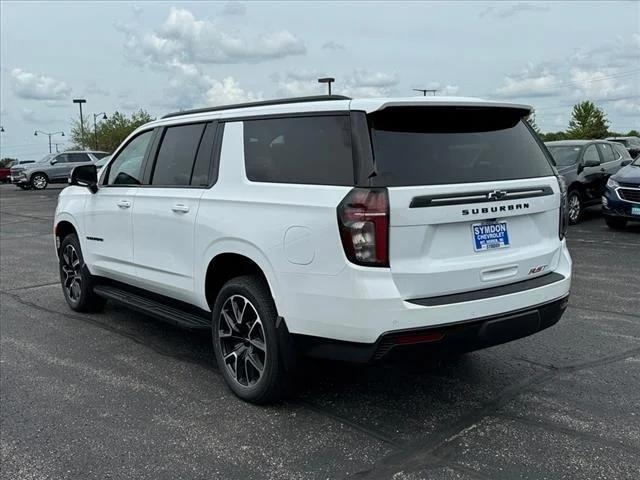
<box><xmin>1</xmin><ymin>183</ymin><xmax>639</xmax><ymax>480</ymax></box>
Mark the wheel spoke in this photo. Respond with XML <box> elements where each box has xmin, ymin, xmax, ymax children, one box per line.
<box><xmin>218</xmin><ymin>295</ymin><xmax>267</xmax><ymax>388</ymax></box>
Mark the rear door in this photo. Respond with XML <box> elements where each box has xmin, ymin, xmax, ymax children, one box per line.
<box><xmin>597</xmin><ymin>143</ymin><xmax>623</xmax><ymax>187</ymax></box>
<box><xmin>132</xmin><ymin>121</ymin><xmax>217</xmax><ymax>303</ymax></box>
<box><xmin>366</xmin><ymin>106</ymin><xmax>561</xmax><ymax>299</ymax></box>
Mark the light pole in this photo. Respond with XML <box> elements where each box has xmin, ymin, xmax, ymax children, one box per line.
<box><xmin>318</xmin><ymin>77</ymin><xmax>335</xmax><ymax>95</ymax></box>
<box><xmin>34</xmin><ymin>130</ymin><xmax>65</xmax><ymax>154</ymax></box>
<box><xmin>0</xmin><ymin>126</ymin><xmax>4</xmax><ymax>133</ymax></box>
<box><xmin>413</xmin><ymin>88</ymin><xmax>438</xmax><ymax>96</ymax></box>
<box><xmin>73</xmin><ymin>99</ymin><xmax>87</xmax><ymax>147</ymax></box>
<box><xmin>93</xmin><ymin>112</ymin><xmax>107</xmax><ymax>150</ymax></box>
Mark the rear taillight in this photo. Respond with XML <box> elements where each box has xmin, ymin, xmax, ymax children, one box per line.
<box><xmin>337</xmin><ymin>188</ymin><xmax>389</xmax><ymax>267</ymax></box>
<box><xmin>558</xmin><ymin>176</ymin><xmax>569</xmax><ymax>240</ymax></box>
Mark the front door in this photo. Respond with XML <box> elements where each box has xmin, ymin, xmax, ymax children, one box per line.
<box><xmin>83</xmin><ymin>130</ymin><xmax>155</xmax><ymax>283</ymax></box>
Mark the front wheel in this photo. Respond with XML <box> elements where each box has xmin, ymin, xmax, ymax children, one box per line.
<box><xmin>605</xmin><ymin>217</ymin><xmax>627</xmax><ymax>230</ymax></box>
<box><xmin>567</xmin><ymin>190</ymin><xmax>583</xmax><ymax>225</ymax></box>
<box><xmin>59</xmin><ymin>234</ymin><xmax>106</xmax><ymax>312</ymax></box>
<box><xmin>212</xmin><ymin>275</ymin><xmax>289</xmax><ymax>404</ymax></box>
<box><xmin>30</xmin><ymin>173</ymin><xmax>48</xmax><ymax>190</ymax></box>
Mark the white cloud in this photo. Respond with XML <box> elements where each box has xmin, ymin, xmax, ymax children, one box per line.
<box><xmin>221</xmin><ymin>1</ymin><xmax>246</xmax><ymax>16</ymax></box>
<box><xmin>205</xmin><ymin>77</ymin><xmax>260</xmax><ymax>105</ymax></box>
<box><xmin>495</xmin><ymin>64</ymin><xmax>559</xmax><ymax>98</ymax></box>
<box><xmin>352</xmin><ymin>69</ymin><xmax>398</xmax><ymax>88</ymax></box>
<box><xmin>85</xmin><ymin>81</ymin><xmax>110</xmax><ymax>97</ymax></box>
<box><xmin>569</xmin><ymin>67</ymin><xmax>627</xmax><ymax>99</ymax></box>
<box><xmin>10</xmin><ymin>68</ymin><xmax>71</xmax><ymax>101</ymax></box>
<box><xmin>120</xmin><ymin>7</ymin><xmax>305</xmax><ymax>68</ymax></box>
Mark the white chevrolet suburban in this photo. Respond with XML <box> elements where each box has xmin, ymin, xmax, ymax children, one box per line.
<box><xmin>54</xmin><ymin>95</ymin><xmax>572</xmax><ymax>403</ymax></box>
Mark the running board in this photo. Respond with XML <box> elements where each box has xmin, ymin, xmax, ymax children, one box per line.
<box><xmin>93</xmin><ymin>285</ymin><xmax>210</xmax><ymax>330</ymax></box>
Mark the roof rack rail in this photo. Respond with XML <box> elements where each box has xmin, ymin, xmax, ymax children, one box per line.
<box><xmin>162</xmin><ymin>95</ymin><xmax>352</xmax><ymax>119</ymax></box>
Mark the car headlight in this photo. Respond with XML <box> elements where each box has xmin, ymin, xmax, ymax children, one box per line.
<box><xmin>607</xmin><ymin>178</ymin><xmax>620</xmax><ymax>189</ymax></box>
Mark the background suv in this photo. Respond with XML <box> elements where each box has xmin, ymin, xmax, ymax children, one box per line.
<box><xmin>606</xmin><ymin>136</ymin><xmax>640</xmax><ymax>159</ymax></box>
<box><xmin>602</xmin><ymin>155</ymin><xmax>640</xmax><ymax>229</ymax></box>
<box><xmin>545</xmin><ymin>140</ymin><xmax>630</xmax><ymax>224</ymax></box>
<box><xmin>13</xmin><ymin>150</ymin><xmax>109</xmax><ymax>190</ymax></box>
<box><xmin>55</xmin><ymin>95</ymin><xmax>572</xmax><ymax>403</ymax></box>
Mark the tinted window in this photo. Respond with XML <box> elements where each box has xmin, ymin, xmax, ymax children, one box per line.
<box><xmin>612</xmin><ymin>143</ymin><xmax>631</xmax><ymax>159</ymax></box>
<box><xmin>546</xmin><ymin>146</ymin><xmax>582</xmax><ymax>166</ymax></box>
<box><xmin>151</xmin><ymin>123</ymin><xmax>206</xmax><ymax>186</ymax></box>
<box><xmin>190</xmin><ymin>123</ymin><xmax>218</xmax><ymax>187</ymax></box>
<box><xmin>583</xmin><ymin>145</ymin><xmax>599</xmax><ymax>164</ymax></box>
<box><xmin>597</xmin><ymin>143</ymin><xmax>615</xmax><ymax>163</ymax></box>
<box><xmin>68</xmin><ymin>153</ymin><xmax>91</xmax><ymax>163</ymax></box>
<box><xmin>244</xmin><ymin>115</ymin><xmax>353</xmax><ymax>185</ymax></box>
<box><xmin>54</xmin><ymin>154</ymin><xmax>69</xmax><ymax>163</ymax></box>
<box><xmin>107</xmin><ymin>130</ymin><xmax>153</xmax><ymax>185</ymax></box>
<box><xmin>368</xmin><ymin>107</ymin><xmax>554</xmax><ymax>186</ymax></box>
<box><xmin>92</xmin><ymin>152</ymin><xmax>110</xmax><ymax>159</ymax></box>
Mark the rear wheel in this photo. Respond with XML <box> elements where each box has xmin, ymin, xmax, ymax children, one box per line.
<box><xmin>567</xmin><ymin>190</ymin><xmax>583</xmax><ymax>225</ymax></box>
<box><xmin>212</xmin><ymin>275</ymin><xmax>289</xmax><ymax>404</ymax></box>
<box><xmin>31</xmin><ymin>173</ymin><xmax>48</xmax><ymax>190</ymax></box>
<box><xmin>605</xmin><ymin>217</ymin><xmax>627</xmax><ymax>230</ymax></box>
<box><xmin>59</xmin><ymin>234</ymin><xmax>106</xmax><ymax>312</ymax></box>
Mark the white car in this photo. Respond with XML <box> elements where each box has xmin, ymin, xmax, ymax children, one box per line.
<box><xmin>54</xmin><ymin>95</ymin><xmax>572</xmax><ymax>403</ymax></box>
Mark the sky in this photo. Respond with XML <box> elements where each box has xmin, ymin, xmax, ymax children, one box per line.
<box><xmin>1</xmin><ymin>0</ymin><xmax>639</xmax><ymax>159</ymax></box>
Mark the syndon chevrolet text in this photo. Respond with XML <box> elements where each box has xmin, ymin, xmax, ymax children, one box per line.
<box><xmin>54</xmin><ymin>95</ymin><xmax>572</xmax><ymax>403</ymax></box>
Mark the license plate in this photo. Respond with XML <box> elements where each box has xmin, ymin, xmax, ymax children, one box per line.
<box><xmin>472</xmin><ymin>222</ymin><xmax>510</xmax><ymax>251</ymax></box>
<box><xmin>632</xmin><ymin>206</ymin><xmax>640</xmax><ymax>216</ymax></box>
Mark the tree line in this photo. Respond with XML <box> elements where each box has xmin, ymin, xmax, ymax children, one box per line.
<box><xmin>528</xmin><ymin>101</ymin><xmax>638</xmax><ymax>142</ymax></box>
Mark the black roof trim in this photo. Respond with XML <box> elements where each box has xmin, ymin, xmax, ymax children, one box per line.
<box><xmin>162</xmin><ymin>95</ymin><xmax>352</xmax><ymax>119</ymax></box>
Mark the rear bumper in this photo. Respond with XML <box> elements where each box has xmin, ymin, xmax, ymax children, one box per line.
<box><xmin>280</xmin><ymin>241</ymin><xmax>572</xmax><ymax>344</ymax></box>
<box><xmin>293</xmin><ymin>295</ymin><xmax>569</xmax><ymax>363</ymax></box>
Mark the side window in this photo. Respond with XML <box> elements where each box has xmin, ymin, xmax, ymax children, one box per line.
<box><xmin>54</xmin><ymin>154</ymin><xmax>69</xmax><ymax>164</ymax></box>
<box><xmin>597</xmin><ymin>144</ymin><xmax>615</xmax><ymax>163</ymax></box>
<box><xmin>243</xmin><ymin>115</ymin><xmax>353</xmax><ymax>186</ymax></box>
<box><xmin>107</xmin><ymin>130</ymin><xmax>154</xmax><ymax>185</ymax></box>
<box><xmin>150</xmin><ymin>123</ymin><xmax>206</xmax><ymax>186</ymax></box>
<box><xmin>613</xmin><ymin>143</ymin><xmax>631</xmax><ymax>159</ymax></box>
<box><xmin>68</xmin><ymin>153</ymin><xmax>91</xmax><ymax>163</ymax></box>
<box><xmin>190</xmin><ymin>122</ymin><xmax>218</xmax><ymax>187</ymax></box>
<box><xmin>582</xmin><ymin>145</ymin><xmax>599</xmax><ymax>164</ymax></box>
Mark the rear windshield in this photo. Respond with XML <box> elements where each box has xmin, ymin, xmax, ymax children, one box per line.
<box><xmin>546</xmin><ymin>145</ymin><xmax>582</xmax><ymax>166</ymax></box>
<box><xmin>368</xmin><ymin>107</ymin><xmax>554</xmax><ymax>186</ymax></box>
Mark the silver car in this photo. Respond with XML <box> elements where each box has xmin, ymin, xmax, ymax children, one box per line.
<box><xmin>12</xmin><ymin>151</ymin><xmax>109</xmax><ymax>190</ymax></box>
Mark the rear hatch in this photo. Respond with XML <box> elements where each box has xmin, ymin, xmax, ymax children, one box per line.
<box><xmin>367</xmin><ymin>106</ymin><xmax>561</xmax><ymax>300</ymax></box>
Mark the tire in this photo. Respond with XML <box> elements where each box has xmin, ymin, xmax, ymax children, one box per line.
<box><xmin>605</xmin><ymin>217</ymin><xmax>627</xmax><ymax>230</ymax></box>
<box><xmin>59</xmin><ymin>234</ymin><xmax>106</xmax><ymax>312</ymax></box>
<box><xmin>212</xmin><ymin>275</ymin><xmax>289</xmax><ymax>404</ymax></box>
<box><xmin>30</xmin><ymin>173</ymin><xmax>48</xmax><ymax>190</ymax></box>
<box><xmin>567</xmin><ymin>190</ymin><xmax>583</xmax><ymax>225</ymax></box>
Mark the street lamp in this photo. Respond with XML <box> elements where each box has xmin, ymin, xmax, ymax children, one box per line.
<box><xmin>73</xmin><ymin>99</ymin><xmax>87</xmax><ymax>147</ymax></box>
<box><xmin>93</xmin><ymin>112</ymin><xmax>107</xmax><ymax>150</ymax></box>
<box><xmin>413</xmin><ymin>88</ymin><xmax>438</xmax><ymax>96</ymax></box>
<box><xmin>34</xmin><ymin>130</ymin><xmax>65</xmax><ymax>154</ymax></box>
<box><xmin>318</xmin><ymin>77</ymin><xmax>335</xmax><ymax>95</ymax></box>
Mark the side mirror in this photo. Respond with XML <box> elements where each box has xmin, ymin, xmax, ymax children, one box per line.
<box><xmin>582</xmin><ymin>159</ymin><xmax>600</xmax><ymax>168</ymax></box>
<box><xmin>50</xmin><ymin>159</ymin><xmax>58</xmax><ymax>165</ymax></box>
<box><xmin>621</xmin><ymin>159</ymin><xmax>631</xmax><ymax>167</ymax></box>
<box><xmin>69</xmin><ymin>164</ymin><xmax>98</xmax><ymax>193</ymax></box>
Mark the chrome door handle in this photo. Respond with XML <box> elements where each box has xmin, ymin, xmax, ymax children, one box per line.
<box><xmin>116</xmin><ymin>200</ymin><xmax>131</xmax><ymax>209</ymax></box>
<box><xmin>171</xmin><ymin>204</ymin><xmax>190</xmax><ymax>213</ymax></box>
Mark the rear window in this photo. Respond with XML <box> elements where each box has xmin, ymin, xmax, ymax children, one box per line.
<box><xmin>151</xmin><ymin>123</ymin><xmax>206</xmax><ymax>186</ymax></box>
<box><xmin>368</xmin><ymin>107</ymin><xmax>554</xmax><ymax>186</ymax></box>
<box><xmin>92</xmin><ymin>152</ymin><xmax>110</xmax><ymax>159</ymax></box>
<box><xmin>243</xmin><ymin>115</ymin><xmax>353</xmax><ymax>186</ymax></box>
